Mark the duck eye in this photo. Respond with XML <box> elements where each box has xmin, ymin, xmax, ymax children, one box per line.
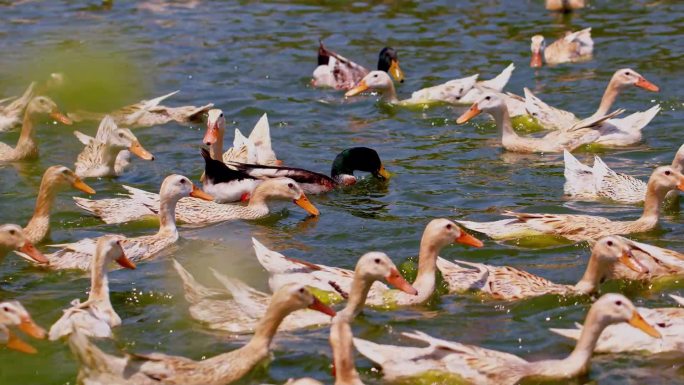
<box><xmin>118</xmin><ymin>133</ymin><xmax>124</xmax><ymax>138</ymax></box>
<box><xmin>373</xmin><ymin>74</ymin><xmax>378</xmax><ymax>78</ymax></box>
<box><xmin>219</xmin><ymin>113</ymin><xmax>224</xmax><ymax>118</ymax></box>
<box><xmin>665</xmin><ymin>170</ymin><xmax>671</xmax><ymax>176</ymax></box>
<box><xmin>445</xmin><ymin>224</ymin><xmax>452</xmax><ymax>230</ymax></box>
<box><xmin>615</xmin><ymin>300</ymin><xmax>622</xmax><ymax>306</ymax></box>
<box><xmin>625</xmin><ymin>72</ymin><xmax>631</xmax><ymax>76</ymax></box>
<box><xmin>61</xmin><ymin>169</ymin><xmax>69</xmax><ymax>174</ymax></box>
<box><xmin>8</xmin><ymin>229</ymin><xmax>15</xmax><ymax>235</ymax></box>
<box><xmin>374</xmin><ymin>258</ymin><xmax>381</xmax><ymax>264</ymax></box>
<box><xmin>485</xmin><ymin>96</ymin><xmax>491</xmax><ymax>101</ymax></box>
<box><xmin>298</xmin><ymin>288</ymin><xmax>305</xmax><ymax>294</ymax></box>
<box><xmin>179</xmin><ymin>179</ymin><xmax>186</xmax><ymax>184</ymax></box>
<box><xmin>287</xmin><ymin>183</ymin><xmax>294</xmax><ymax>188</ymax></box>
<box><xmin>607</xmin><ymin>240</ymin><xmax>613</xmax><ymax>246</ymax></box>
<box><xmin>2</xmin><ymin>306</ymin><xmax>8</xmax><ymax>312</ymax></box>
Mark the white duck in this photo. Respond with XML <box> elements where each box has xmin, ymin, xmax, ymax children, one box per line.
<box><xmin>0</xmin><ymin>224</ymin><xmax>47</xmax><ymax>265</ymax></box>
<box><xmin>49</xmin><ymin>236</ymin><xmax>136</xmax><ymax>341</ymax></box>
<box><xmin>0</xmin><ymin>301</ymin><xmax>46</xmax><ymax>354</ymax></box>
<box><xmin>457</xmin><ymin>93</ymin><xmax>602</xmax><ymax>153</ymax></box>
<box><xmin>67</xmin><ymin>284</ymin><xmax>336</xmax><ymax>385</ymax></box>
<box><xmin>172</xmin><ymin>251</ymin><xmax>415</xmax><ymax>333</ymax></box>
<box><xmin>353</xmin><ymin>294</ymin><xmax>660</xmax><ymax>385</ymax></box>
<box><xmin>0</xmin><ymin>82</ymin><xmax>35</xmax><ymax>132</ymax></box>
<box><xmin>563</xmin><ymin>145</ymin><xmax>684</xmax><ymax>204</ymax></box>
<box><xmin>73</xmin><ymin>116</ymin><xmax>155</xmax><ymax>178</ymax></box>
<box><xmin>551</xmin><ymin>294</ymin><xmax>684</xmax><ymax>354</ymax></box>
<box><xmin>546</xmin><ymin>0</ymin><xmax>586</xmax><ymax>12</ymax></box>
<box><xmin>253</xmin><ymin>219</ymin><xmax>482</xmax><ymax>308</ymax></box>
<box><xmin>530</xmin><ymin>28</ymin><xmax>593</xmax><ymax>67</ymax></box>
<box><xmin>21</xmin><ymin>174</ymin><xmax>212</xmax><ymax>271</ymax></box>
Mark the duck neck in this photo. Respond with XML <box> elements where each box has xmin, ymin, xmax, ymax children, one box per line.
<box><xmin>331</xmin><ymin>319</ymin><xmax>363</xmax><ymax>385</ymax></box>
<box><xmin>87</xmin><ymin>256</ymin><xmax>110</xmax><ymax>304</ymax></box>
<box><xmin>15</xmin><ymin>106</ymin><xmax>38</xmax><ymax>157</ymax></box>
<box><xmin>593</xmin><ymin>78</ymin><xmax>621</xmax><ymax>117</ymax></box>
<box><xmin>573</xmin><ymin>252</ymin><xmax>603</xmax><ymax>294</ymax></box>
<box><xmin>380</xmin><ymin>83</ymin><xmax>399</xmax><ymax>104</ymax></box>
<box><xmin>101</xmin><ymin>145</ymin><xmax>122</xmax><ymax>170</ymax></box>
<box><xmin>636</xmin><ymin>182</ymin><xmax>665</xmax><ymax>228</ymax></box>
<box><xmin>157</xmin><ymin>196</ymin><xmax>180</xmax><ymax>236</ymax></box>
<box><xmin>209</xmin><ymin>130</ymin><xmax>224</xmax><ymax>160</ymax></box>
<box><xmin>411</xmin><ymin>237</ymin><xmax>442</xmax><ymax>302</ymax></box>
<box><xmin>338</xmin><ymin>274</ymin><xmax>374</xmax><ymax>320</ymax></box>
<box><xmin>24</xmin><ymin>174</ymin><xmax>58</xmax><ymax>239</ymax></box>
<box><xmin>491</xmin><ymin>105</ymin><xmax>518</xmax><ymax>141</ymax></box>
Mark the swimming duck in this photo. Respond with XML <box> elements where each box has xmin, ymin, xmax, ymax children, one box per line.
<box><xmin>458</xmin><ymin>166</ymin><xmax>684</xmax><ymax>242</ymax></box>
<box><xmin>67</xmin><ymin>284</ymin><xmax>335</xmax><ymax>385</ymax></box>
<box><xmin>200</xmin><ymin>147</ymin><xmax>260</xmax><ymax>202</ymax></box>
<box><xmin>25</xmin><ymin>175</ymin><xmax>212</xmax><ymax>271</ymax></box>
<box><xmin>313</xmin><ymin>42</ymin><xmax>404</xmax><ymax>90</ymax></box>
<box><xmin>530</xmin><ymin>28</ymin><xmax>593</xmax><ymax>67</ymax></box>
<box><xmin>563</xmin><ymin>145</ymin><xmax>684</xmax><ymax>204</ymax></box>
<box><xmin>0</xmin><ymin>82</ymin><xmax>36</xmax><ymax>132</ymax></box>
<box><xmin>353</xmin><ymin>293</ymin><xmax>660</xmax><ymax>385</ymax></box>
<box><xmin>0</xmin><ymin>224</ymin><xmax>47</xmax><ymax>264</ymax></box>
<box><xmin>48</xmin><ymin>236</ymin><xmax>136</xmax><ymax>341</ymax></box>
<box><xmin>436</xmin><ymin>236</ymin><xmax>645</xmax><ymax>300</ymax></box>
<box><xmin>172</xmin><ymin>251</ymin><xmax>415</xmax><ymax>333</ymax></box>
<box><xmin>0</xmin><ymin>96</ymin><xmax>72</xmax><ymax>162</ymax></box>
<box><xmin>203</xmin><ymin>109</ymin><xmax>280</xmax><ymax>166</ymax></box>
<box><xmin>253</xmin><ymin>219</ymin><xmax>481</xmax><ymax>307</ymax></box>
<box><xmin>67</xmin><ymin>90</ymin><xmax>213</xmax><ymax>128</ymax></box>
<box><xmin>228</xmin><ymin>147</ymin><xmax>390</xmax><ymax>194</ymax></box>
<box><xmin>551</xmin><ymin>294</ymin><xmax>683</xmax><ymax>354</ymax></box>
<box><xmin>73</xmin><ymin>116</ymin><xmax>155</xmax><ymax>178</ymax></box>
<box><xmin>546</xmin><ymin>0</ymin><xmax>586</xmax><ymax>12</ymax></box>
<box><xmin>23</xmin><ymin>165</ymin><xmax>96</xmax><ymax>244</ymax></box>
<box><xmin>0</xmin><ymin>301</ymin><xmax>46</xmax><ymax>354</ymax></box>
<box><xmin>74</xmin><ymin>177</ymin><xmax>318</xmax><ymax>225</ymax></box>
<box><xmin>457</xmin><ymin>93</ymin><xmax>602</xmax><ymax>153</ymax></box>
<box><xmin>596</xmin><ymin>236</ymin><xmax>684</xmax><ymax>281</ymax></box>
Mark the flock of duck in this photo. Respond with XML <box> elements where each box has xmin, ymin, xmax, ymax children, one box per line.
<box><xmin>1</xmin><ymin>2</ymin><xmax>683</xmax><ymax>385</ymax></box>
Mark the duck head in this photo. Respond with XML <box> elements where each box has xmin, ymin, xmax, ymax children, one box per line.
<box><xmin>355</xmin><ymin>251</ymin><xmax>417</xmax><ymax>295</ymax></box>
<box><xmin>424</xmin><ymin>219</ymin><xmax>484</xmax><ymax>249</ymax></box>
<box><xmin>331</xmin><ymin>147</ymin><xmax>390</xmax><ymax>185</ymax></box>
<box><xmin>647</xmin><ymin>166</ymin><xmax>684</xmax><ymax>197</ymax></box>
<box><xmin>0</xmin><ymin>224</ymin><xmax>47</xmax><ymax>264</ymax></box>
<box><xmin>588</xmin><ymin>293</ymin><xmax>660</xmax><ymax>338</ymax></box>
<box><xmin>96</xmin><ymin>236</ymin><xmax>136</xmax><ymax>270</ymax></box>
<box><xmin>0</xmin><ymin>301</ymin><xmax>46</xmax><ymax>354</ymax></box>
<box><xmin>345</xmin><ymin>71</ymin><xmax>394</xmax><ymax>98</ymax></box>
<box><xmin>457</xmin><ymin>93</ymin><xmax>505</xmax><ymax>123</ymax></box>
<box><xmin>45</xmin><ymin>165</ymin><xmax>96</xmax><ymax>195</ymax></box>
<box><xmin>252</xmin><ymin>178</ymin><xmax>320</xmax><ymax>216</ymax></box>
<box><xmin>159</xmin><ymin>174</ymin><xmax>214</xmax><ymax>203</ymax></box>
<box><xmin>530</xmin><ymin>35</ymin><xmax>545</xmax><ymax>68</ymax></box>
<box><xmin>611</xmin><ymin>69</ymin><xmax>659</xmax><ymax>92</ymax></box>
<box><xmin>377</xmin><ymin>47</ymin><xmax>404</xmax><ymax>83</ymax></box>
<box><xmin>27</xmin><ymin>96</ymin><xmax>72</xmax><ymax>125</ymax></box>
<box><xmin>203</xmin><ymin>109</ymin><xmax>225</xmax><ymax>146</ymax></box>
<box><xmin>270</xmin><ymin>283</ymin><xmax>336</xmax><ymax>317</ymax></box>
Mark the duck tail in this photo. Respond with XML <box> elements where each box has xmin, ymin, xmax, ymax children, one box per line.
<box><xmin>172</xmin><ymin>259</ymin><xmax>226</xmax><ymax>304</ymax></box>
<box><xmin>480</xmin><ymin>63</ymin><xmax>515</xmax><ymax>92</ymax></box>
<box><xmin>67</xmin><ymin>330</ymin><xmax>117</xmax><ymax>374</ymax></box>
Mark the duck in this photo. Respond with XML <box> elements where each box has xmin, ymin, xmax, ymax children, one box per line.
<box><xmin>67</xmin><ymin>283</ymin><xmax>336</xmax><ymax>385</ymax></box>
<box><xmin>48</xmin><ymin>236</ymin><xmax>136</xmax><ymax>341</ymax></box>
<box><xmin>0</xmin><ymin>96</ymin><xmax>72</xmax><ymax>162</ymax></box>
<box><xmin>436</xmin><ymin>235</ymin><xmax>646</xmax><ymax>300</ymax></box>
<box><xmin>563</xmin><ymin>145</ymin><xmax>684</xmax><ymax>204</ymax></box>
<box><xmin>328</xmin><ymin>317</ymin><xmax>365</xmax><ymax>385</ymax></box>
<box><xmin>172</xmin><ymin>251</ymin><xmax>415</xmax><ymax>333</ymax></box>
<box><xmin>524</xmin><ymin>69</ymin><xmax>660</xmax><ymax>146</ymax></box>
<box><xmin>67</xmin><ymin>90</ymin><xmax>213</xmax><ymax>128</ymax></box>
<box><xmin>598</xmin><ymin>236</ymin><xmax>684</xmax><ymax>281</ymax></box>
<box><xmin>353</xmin><ymin>293</ymin><xmax>660</xmax><ymax>385</ymax></box>
<box><xmin>23</xmin><ymin>165</ymin><xmax>96</xmax><ymax>244</ymax></box>
<box><xmin>0</xmin><ymin>224</ymin><xmax>47</xmax><ymax>264</ymax></box>
<box><xmin>0</xmin><ymin>301</ymin><xmax>46</xmax><ymax>354</ymax></box>
<box><xmin>456</xmin><ymin>93</ymin><xmax>602</xmax><ymax>153</ymax></box>
<box><xmin>530</xmin><ymin>28</ymin><xmax>593</xmax><ymax>67</ymax></box>
<box><xmin>73</xmin><ymin>115</ymin><xmax>155</xmax><ymax>178</ymax></box>
<box><xmin>200</xmin><ymin>147</ymin><xmax>260</xmax><ymax>202</ymax></box>
<box><xmin>546</xmin><ymin>0</ymin><xmax>586</xmax><ymax>12</ymax></box>
<box><xmin>253</xmin><ymin>219</ymin><xmax>482</xmax><ymax>308</ymax></box>
<box><xmin>203</xmin><ymin>109</ymin><xmax>280</xmax><ymax>166</ymax></box>
<box><xmin>228</xmin><ymin>147</ymin><xmax>390</xmax><ymax>194</ymax></box>
<box><xmin>312</xmin><ymin>42</ymin><xmax>404</xmax><ymax>90</ymax></box>
<box><xmin>551</xmin><ymin>294</ymin><xmax>684</xmax><ymax>354</ymax></box>
<box><xmin>344</xmin><ymin>64</ymin><xmax>517</xmax><ymax>107</ymax></box>
<box><xmin>22</xmin><ymin>174</ymin><xmax>213</xmax><ymax>271</ymax></box>
<box><xmin>0</xmin><ymin>81</ymin><xmax>36</xmax><ymax>132</ymax></box>
<box><xmin>73</xmin><ymin>177</ymin><xmax>319</xmax><ymax>226</ymax></box>
<box><xmin>458</xmin><ymin>166</ymin><xmax>684</xmax><ymax>242</ymax></box>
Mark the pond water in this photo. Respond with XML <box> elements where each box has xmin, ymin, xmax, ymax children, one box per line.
<box><xmin>1</xmin><ymin>0</ymin><xmax>683</xmax><ymax>384</ymax></box>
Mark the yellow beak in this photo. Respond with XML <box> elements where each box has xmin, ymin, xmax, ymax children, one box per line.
<box><xmin>619</xmin><ymin>250</ymin><xmax>647</xmax><ymax>274</ymax></box>
<box><xmin>294</xmin><ymin>194</ymin><xmax>320</xmax><ymax>216</ymax></box>
<box><xmin>345</xmin><ymin>80</ymin><xmax>369</xmax><ymax>97</ymax></box>
<box><xmin>72</xmin><ymin>179</ymin><xmax>96</xmax><ymax>195</ymax></box>
<box><xmin>628</xmin><ymin>311</ymin><xmax>661</xmax><ymax>338</ymax></box>
<box><xmin>456</xmin><ymin>104</ymin><xmax>482</xmax><ymax>124</ymax></box>
<box><xmin>189</xmin><ymin>184</ymin><xmax>214</xmax><ymax>201</ymax></box>
<box><xmin>6</xmin><ymin>332</ymin><xmax>37</xmax><ymax>354</ymax></box>
<box><xmin>129</xmin><ymin>140</ymin><xmax>155</xmax><ymax>161</ymax></box>
<box><xmin>389</xmin><ymin>60</ymin><xmax>405</xmax><ymax>83</ymax></box>
<box><xmin>378</xmin><ymin>164</ymin><xmax>391</xmax><ymax>180</ymax></box>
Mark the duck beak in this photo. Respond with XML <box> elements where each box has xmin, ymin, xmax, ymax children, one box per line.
<box><xmin>72</xmin><ymin>178</ymin><xmax>96</xmax><ymax>195</ymax></box>
<box><xmin>115</xmin><ymin>250</ymin><xmax>136</xmax><ymax>270</ymax></box>
<box><xmin>50</xmin><ymin>109</ymin><xmax>73</xmax><ymax>125</ymax></box>
<box><xmin>203</xmin><ymin>123</ymin><xmax>219</xmax><ymax>146</ymax></box>
<box><xmin>19</xmin><ymin>241</ymin><xmax>48</xmax><ymax>264</ymax></box>
<box><xmin>129</xmin><ymin>141</ymin><xmax>155</xmax><ymax>161</ymax></box>
<box><xmin>619</xmin><ymin>249</ymin><xmax>647</xmax><ymax>274</ymax></box>
<box><xmin>189</xmin><ymin>184</ymin><xmax>214</xmax><ymax>201</ymax></box>
<box><xmin>530</xmin><ymin>51</ymin><xmax>543</xmax><ymax>68</ymax></box>
<box><xmin>456</xmin><ymin>104</ymin><xmax>481</xmax><ymax>124</ymax></box>
<box><xmin>389</xmin><ymin>60</ymin><xmax>405</xmax><ymax>83</ymax></box>
<box><xmin>308</xmin><ymin>296</ymin><xmax>336</xmax><ymax>317</ymax></box>
<box><xmin>377</xmin><ymin>164</ymin><xmax>391</xmax><ymax>180</ymax></box>
<box><xmin>6</xmin><ymin>332</ymin><xmax>37</xmax><ymax>354</ymax></box>
<box><xmin>635</xmin><ymin>77</ymin><xmax>659</xmax><ymax>92</ymax></box>
<box><xmin>19</xmin><ymin>315</ymin><xmax>46</xmax><ymax>339</ymax></box>
<box><xmin>385</xmin><ymin>268</ymin><xmax>418</xmax><ymax>295</ymax></box>
<box><xmin>345</xmin><ymin>80</ymin><xmax>369</xmax><ymax>97</ymax></box>
<box><xmin>677</xmin><ymin>176</ymin><xmax>684</xmax><ymax>191</ymax></box>
<box><xmin>628</xmin><ymin>310</ymin><xmax>661</xmax><ymax>338</ymax></box>
<box><xmin>456</xmin><ymin>231</ymin><xmax>484</xmax><ymax>248</ymax></box>
<box><xmin>294</xmin><ymin>194</ymin><xmax>320</xmax><ymax>216</ymax></box>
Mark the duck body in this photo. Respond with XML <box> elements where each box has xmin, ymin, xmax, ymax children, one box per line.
<box><xmin>0</xmin><ymin>82</ymin><xmax>35</xmax><ymax>132</ymax></box>
<box><xmin>530</xmin><ymin>28</ymin><xmax>593</xmax><ymax>67</ymax></box>
<box><xmin>605</xmin><ymin>237</ymin><xmax>684</xmax><ymax>281</ymax></box>
<box><xmin>201</xmin><ymin>147</ymin><xmax>260</xmax><ymax>202</ymax></box>
<box><xmin>215</xmin><ymin>112</ymin><xmax>280</xmax><ymax>166</ymax></box>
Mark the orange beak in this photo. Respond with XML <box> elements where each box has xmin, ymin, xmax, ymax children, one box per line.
<box><xmin>189</xmin><ymin>184</ymin><xmax>214</xmax><ymax>201</ymax></box>
<box><xmin>677</xmin><ymin>177</ymin><xmax>684</xmax><ymax>192</ymax></box>
<box><xmin>456</xmin><ymin>104</ymin><xmax>482</xmax><ymax>124</ymax></box>
<box><xmin>72</xmin><ymin>178</ymin><xmax>96</xmax><ymax>195</ymax></box>
<box><xmin>6</xmin><ymin>332</ymin><xmax>37</xmax><ymax>354</ymax></box>
<box><xmin>294</xmin><ymin>194</ymin><xmax>320</xmax><ymax>216</ymax></box>
<box><xmin>619</xmin><ymin>250</ymin><xmax>647</xmax><ymax>274</ymax></box>
<box><xmin>203</xmin><ymin>123</ymin><xmax>219</xmax><ymax>146</ymax></box>
<box><xmin>628</xmin><ymin>310</ymin><xmax>661</xmax><ymax>338</ymax></box>
<box><xmin>19</xmin><ymin>242</ymin><xmax>48</xmax><ymax>264</ymax></box>
<box><xmin>308</xmin><ymin>296</ymin><xmax>336</xmax><ymax>317</ymax></box>
<box><xmin>530</xmin><ymin>51</ymin><xmax>543</xmax><ymax>68</ymax></box>
<box><xmin>50</xmin><ymin>110</ymin><xmax>73</xmax><ymax>125</ymax></box>
<box><xmin>129</xmin><ymin>141</ymin><xmax>155</xmax><ymax>161</ymax></box>
<box><xmin>456</xmin><ymin>231</ymin><xmax>484</xmax><ymax>248</ymax></box>
<box><xmin>345</xmin><ymin>80</ymin><xmax>370</xmax><ymax>97</ymax></box>
<box><xmin>115</xmin><ymin>249</ymin><xmax>136</xmax><ymax>270</ymax></box>
<box><xmin>19</xmin><ymin>315</ymin><xmax>46</xmax><ymax>339</ymax></box>
<box><xmin>274</xmin><ymin>159</ymin><xmax>284</xmax><ymax>166</ymax></box>
<box><xmin>385</xmin><ymin>268</ymin><xmax>418</xmax><ymax>295</ymax></box>
<box><xmin>635</xmin><ymin>77</ymin><xmax>659</xmax><ymax>92</ymax></box>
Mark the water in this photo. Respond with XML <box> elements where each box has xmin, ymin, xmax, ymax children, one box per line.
<box><xmin>1</xmin><ymin>0</ymin><xmax>683</xmax><ymax>383</ymax></box>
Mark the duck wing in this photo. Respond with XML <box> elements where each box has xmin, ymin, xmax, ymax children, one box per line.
<box><xmin>228</xmin><ymin>162</ymin><xmax>335</xmax><ymax>191</ymax></box>
<box><xmin>201</xmin><ymin>148</ymin><xmax>255</xmax><ymax>184</ymax></box>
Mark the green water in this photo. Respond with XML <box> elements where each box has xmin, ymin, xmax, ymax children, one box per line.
<box><xmin>1</xmin><ymin>0</ymin><xmax>684</xmax><ymax>384</ymax></box>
